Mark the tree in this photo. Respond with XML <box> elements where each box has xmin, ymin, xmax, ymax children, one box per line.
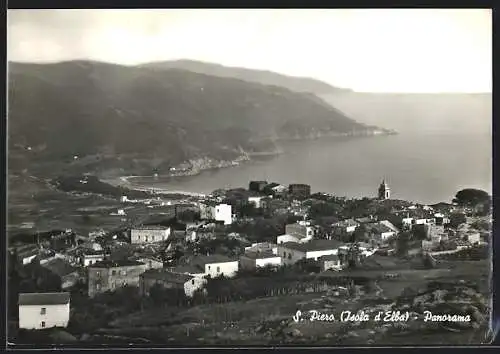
<box><xmin>453</xmin><ymin>189</ymin><xmax>490</xmax><ymax>208</ymax></box>
<box><xmin>396</xmin><ymin>231</ymin><xmax>412</xmax><ymax>257</ymax></box>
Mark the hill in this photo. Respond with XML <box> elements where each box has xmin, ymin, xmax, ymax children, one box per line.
<box><xmin>8</xmin><ymin>60</ymin><xmax>379</xmax><ymax>177</ymax></box>
<box><xmin>139</xmin><ymin>59</ymin><xmax>350</xmax><ymax>95</ymax></box>
<box><xmin>321</xmin><ymin>92</ymin><xmax>492</xmax><ymax>135</ymax></box>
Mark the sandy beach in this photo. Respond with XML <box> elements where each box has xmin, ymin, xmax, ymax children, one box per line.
<box><xmin>104</xmin><ymin>175</ymin><xmax>207</xmax><ymax>198</ymax></box>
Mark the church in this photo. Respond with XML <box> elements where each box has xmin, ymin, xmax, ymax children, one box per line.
<box><xmin>378</xmin><ymin>179</ymin><xmax>391</xmax><ymax>200</ymax></box>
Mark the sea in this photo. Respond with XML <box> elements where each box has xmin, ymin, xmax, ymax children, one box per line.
<box><xmin>125</xmin><ymin>132</ymin><xmax>492</xmax><ymax>205</ymax></box>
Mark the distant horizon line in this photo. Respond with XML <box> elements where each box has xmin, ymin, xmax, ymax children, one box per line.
<box><xmin>7</xmin><ymin>58</ymin><xmax>492</xmax><ymax>95</ymax></box>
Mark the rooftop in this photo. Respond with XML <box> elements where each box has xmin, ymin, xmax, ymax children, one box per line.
<box><xmin>369</xmin><ymin>223</ymin><xmax>395</xmax><ymax>234</ymax></box>
<box><xmin>243</xmin><ymin>250</ymin><xmax>277</xmax><ymax>259</ymax></box>
<box><xmin>170</xmin><ymin>264</ymin><xmax>204</xmax><ymax>274</ymax></box>
<box><xmin>19</xmin><ymin>292</ymin><xmax>70</xmax><ymax>306</ymax></box>
<box><xmin>191</xmin><ymin>254</ymin><xmax>237</xmax><ymax>266</ymax></box>
<box><xmin>141</xmin><ymin>269</ymin><xmax>193</xmax><ymax>283</ymax></box>
<box><xmin>281</xmin><ymin>239</ymin><xmax>343</xmax><ymax>252</ymax></box>
<box><xmin>132</xmin><ymin>225</ymin><xmax>170</xmax><ymax>230</ymax></box>
<box><xmin>88</xmin><ymin>259</ymin><xmax>145</xmax><ymax>268</ymax></box>
<box><xmin>318</xmin><ymin>254</ymin><xmax>339</xmax><ymax>261</ymax></box>
<box><xmin>41</xmin><ymin>258</ymin><xmax>78</xmax><ymax>277</ymax></box>
<box><xmin>333</xmin><ymin>219</ymin><xmax>359</xmax><ymax>228</ymax></box>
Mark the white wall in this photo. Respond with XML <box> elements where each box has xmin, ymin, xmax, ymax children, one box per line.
<box><xmin>205</xmin><ymin>261</ymin><xmax>239</xmax><ymax>278</ymax></box>
<box><xmin>184</xmin><ymin>277</ymin><xmax>207</xmax><ymax>297</ymax></box>
<box><xmin>215</xmin><ymin>204</ymin><xmax>232</xmax><ymax>225</ymax></box>
<box><xmin>277</xmin><ymin>234</ymin><xmax>301</xmax><ymax>244</ymax></box>
<box><xmin>379</xmin><ymin>231</ymin><xmax>395</xmax><ymax>240</ymax></box>
<box><xmin>83</xmin><ymin>255</ymin><xmax>104</xmax><ymax>267</ymax></box>
<box><xmin>22</xmin><ymin>254</ymin><xmax>37</xmax><ymax>265</ymax></box>
<box><xmin>248</xmin><ymin>197</ymin><xmax>263</xmax><ymax>208</ymax></box>
<box><xmin>256</xmin><ymin>257</ymin><xmax>282</xmax><ymax>268</ymax></box>
<box><xmin>306</xmin><ymin>249</ymin><xmax>338</xmax><ymax>261</ymax></box>
<box><xmin>346</xmin><ymin>225</ymin><xmax>357</xmax><ymax>233</ymax></box>
<box><xmin>19</xmin><ymin>303</ymin><xmax>70</xmax><ymax>330</ymax></box>
<box><xmin>323</xmin><ymin>259</ymin><xmax>342</xmax><ymax>271</ymax></box>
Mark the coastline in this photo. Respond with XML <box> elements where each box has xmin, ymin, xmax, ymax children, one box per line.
<box><xmin>107</xmin><ymin>131</ymin><xmax>399</xmax><ymax>197</ymax></box>
<box><xmin>103</xmin><ymin>175</ymin><xmax>207</xmax><ymax>198</ymax></box>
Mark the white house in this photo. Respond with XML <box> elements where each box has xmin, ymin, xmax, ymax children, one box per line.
<box><xmin>214</xmin><ymin>204</ymin><xmax>233</xmax><ymax>225</ymax></box>
<box><xmin>277</xmin><ymin>239</ymin><xmax>343</xmax><ymax>265</ymax></box>
<box><xmin>277</xmin><ymin>234</ymin><xmax>302</xmax><ymax>244</ymax></box>
<box><xmin>368</xmin><ymin>223</ymin><xmax>397</xmax><ymax>243</ymax></box>
<box><xmin>174</xmin><ymin>255</ymin><xmax>239</xmax><ymax>278</ymax></box>
<box><xmin>130</xmin><ymin>226</ymin><xmax>171</xmax><ymax>244</ymax></box>
<box><xmin>331</xmin><ymin>219</ymin><xmax>359</xmax><ymax>236</ymax></box>
<box><xmin>82</xmin><ymin>252</ymin><xmax>106</xmax><ymax>267</ymax></box>
<box><xmin>18</xmin><ymin>292</ymin><xmax>70</xmax><ymax>330</ymax></box>
<box><xmin>244</xmin><ymin>242</ymin><xmax>278</xmax><ymax>255</ymax></box>
<box><xmin>240</xmin><ymin>250</ymin><xmax>282</xmax><ymax>270</ymax></box>
<box><xmin>378</xmin><ymin>220</ymin><xmax>400</xmax><ymax>234</ymax></box>
<box><xmin>199</xmin><ymin>202</ymin><xmax>233</xmax><ymax>225</ymax></box>
<box><xmin>319</xmin><ymin>254</ymin><xmax>345</xmax><ymax>271</ymax></box>
<box><xmin>303</xmin><ymin>239</ymin><xmax>343</xmax><ymax>260</ymax></box>
<box><xmin>248</xmin><ymin>196</ymin><xmax>264</xmax><ymax>209</ymax></box>
<box><xmin>277</xmin><ymin>242</ymin><xmax>307</xmax><ymax>265</ymax></box>
<box><xmin>202</xmin><ymin>255</ymin><xmax>239</xmax><ymax>278</ymax></box>
<box><xmin>285</xmin><ymin>222</ymin><xmax>315</xmax><ymax>242</ymax></box>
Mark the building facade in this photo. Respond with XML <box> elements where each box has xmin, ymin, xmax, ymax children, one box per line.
<box><xmin>249</xmin><ymin>181</ymin><xmax>268</xmax><ymax>193</ymax></box>
<box><xmin>285</xmin><ymin>223</ymin><xmax>315</xmax><ymax>240</ymax></box>
<box><xmin>139</xmin><ymin>269</ymin><xmax>206</xmax><ymax>298</ymax></box>
<box><xmin>87</xmin><ymin>260</ymin><xmax>147</xmax><ymax>298</ymax></box>
<box><xmin>240</xmin><ymin>251</ymin><xmax>282</xmax><ymax>270</ymax></box>
<box><xmin>18</xmin><ymin>292</ymin><xmax>70</xmax><ymax>330</ymax></box>
<box><xmin>288</xmin><ymin>184</ymin><xmax>311</xmax><ymax>199</ymax></box>
<box><xmin>130</xmin><ymin>226</ymin><xmax>171</xmax><ymax>244</ymax></box>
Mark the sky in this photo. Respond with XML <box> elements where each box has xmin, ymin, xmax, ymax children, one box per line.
<box><xmin>7</xmin><ymin>9</ymin><xmax>492</xmax><ymax>93</ymax></box>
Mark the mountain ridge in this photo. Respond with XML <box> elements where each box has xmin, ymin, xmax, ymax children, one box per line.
<box><xmin>139</xmin><ymin>59</ymin><xmax>352</xmax><ymax>95</ymax></box>
<box><xmin>8</xmin><ymin>60</ymin><xmax>387</xmax><ymax>177</ymax></box>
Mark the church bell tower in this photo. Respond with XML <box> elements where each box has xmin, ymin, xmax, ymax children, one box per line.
<box><xmin>378</xmin><ymin>179</ymin><xmax>391</xmax><ymax>200</ymax></box>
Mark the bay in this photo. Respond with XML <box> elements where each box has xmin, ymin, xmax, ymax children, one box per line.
<box><xmin>126</xmin><ymin>133</ymin><xmax>492</xmax><ymax>205</ymax></box>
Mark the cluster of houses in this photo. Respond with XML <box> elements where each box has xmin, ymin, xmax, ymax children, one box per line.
<box><xmin>12</xmin><ymin>179</ymin><xmax>487</xmax><ymax>331</ymax></box>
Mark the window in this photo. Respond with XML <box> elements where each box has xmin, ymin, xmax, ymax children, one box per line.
<box><xmin>145</xmin><ymin>237</ymin><xmax>149</xmax><ymax>242</ymax></box>
<box><xmin>191</xmin><ymin>279</ymin><xmax>195</xmax><ymax>285</ymax></box>
<box><xmin>111</xmin><ymin>270</ymin><xmax>116</xmax><ymax>276</ymax></box>
<box><xmin>40</xmin><ymin>307</ymin><xmax>46</xmax><ymax>315</ymax></box>
<box><xmin>208</xmin><ymin>265</ymin><xmax>211</xmax><ymax>270</ymax></box>
<box><xmin>217</xmin><ymin>266</ymin><xmax>220</xmax><ymax>273</ymax></box>
<box><xmin>283</xmin><ymin>252</ymin><xmax>286</xmax><ymax>257</ymax></box>
<box><xmin>288</xmin><ymin>254</ymin><xmax>292</xmax><ymax>260</ymax></box>
<box><xmin>96</xmin><ymin>271</ymin><xmax>101</xmax><ymax>278</ymax></box>
<box><xmin>41</xmin><ymin>321</ymin><xmax>46</xmax><ymax>328</ymax></box>
<box><xmin>152</xmin><ymin>236</ymin><xmax>155</xmax><ymax>241</ymax></box>
<box><xmin>149</xmin><ymin>261</ymin><xmax>152</xmax><ymax>268</ymax></box>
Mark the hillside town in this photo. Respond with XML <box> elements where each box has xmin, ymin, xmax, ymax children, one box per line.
<box><xmin>8</xmin><ymin>179</ymin><xmax>492</xmax><ymax>345</ymax></box>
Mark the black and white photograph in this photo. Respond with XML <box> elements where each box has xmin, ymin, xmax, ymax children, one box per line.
<box><xmin>6</xmin><ymin>9</ymin><xmax>493</xmax><ymax>346</ymax></box>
